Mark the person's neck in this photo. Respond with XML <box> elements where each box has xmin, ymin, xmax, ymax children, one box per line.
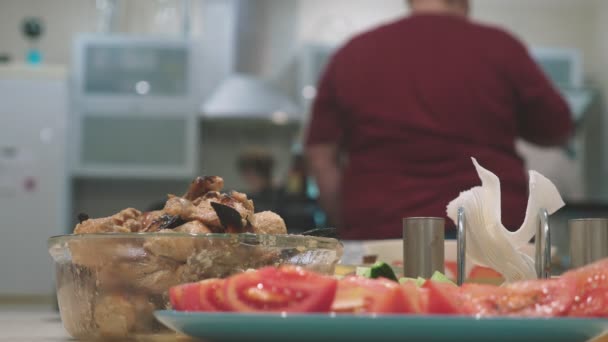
<box><xmin>411</xmin><ymin>6</ymin><xmax>466</xmax><ymax>17</ymax></box>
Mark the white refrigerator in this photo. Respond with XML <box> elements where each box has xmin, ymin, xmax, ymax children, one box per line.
<box><xmin>0</xmin><ymin>65</ymin><xmax>68</xmax><ymax>298</ymax></box>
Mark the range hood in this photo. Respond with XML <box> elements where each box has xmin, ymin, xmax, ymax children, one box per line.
<box><xmin>201</xmin><ymin>73</ymin><xmax>299</xmax><ymax>123</ymax></box>
<box><xmin>199</xmin><ymin>0</ymin><xmax>300</xmax><ymax>123</ymax></box>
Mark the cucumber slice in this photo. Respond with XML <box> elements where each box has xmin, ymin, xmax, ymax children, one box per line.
<box><xmin>369</xmin><ymin>261</ymin><xmax>399</xmax><ymax>282</ymax></box>
<box><xmin>356</xmin><ymin>262</ymin><xmax>398</xmax><ymax>282</ymax></box>
<box><xmin>355</xmin><ymin>266</ymin><xmax>372</xmax><ymax>278</ymax></box>
<box><xmin>416</xmin><ymin>277</ymin><xmax>426</xmax><ymax>287</ymax></box>
<box><xmin>430</xmin><ymin>271</ymin><xmax>456</xmax><ymax>286</ymax></box>
<box><xmin>399</xmin><ymin>273</ymin><xmax>456</xmax><ymax>287</ymax></box>
<box><xmin>399</xmin><ymin>277</ymin><xmax>416</xmax><ymax>285</ymax></box>
<box><xmin>399</xmin><ymin>277</ymin><xmax>426</xmax><ymax>287</ymax></box>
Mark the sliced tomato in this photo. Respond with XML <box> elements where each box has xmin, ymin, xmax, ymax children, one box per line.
<box><xmin>223</xmin><ymin>266</ymin><xmax>337</xmax><ymax>313</ymax></box>
<box><xmin>505</xmin><ymin>278</ymin><xmax>575</xmax><ymax>317</ymax></box>
<box><xmin>568</xmin><ymin>287</ymin><xmax>608</xmax><ymax>317</ymax></box>
<box><xmin>562</xmin><ymin>259</ymin><xmax>608</xmax><ymax>317</ymax></box>
<box><xmin>332</xmin><ymin>276</ymin><xmax>420</xmax><ymax>314</ymax></box>
<box><xmin>169</xmin><ymin>279</ymin><xmax>226</xmax><ymax>312</ymax></box>
<box><xmin>423</xmin><ymin>281</ymin><xmax>464</xmax><ymax>315</ymax></box>
<box><xmin>401</xmin><ymin>282</ymin><xmax>425</xmax><ymax>314</ymax></box>
<box><xmin>461</xmin><ymin>278</ymin><xmax>576</xmax><ymax>317</ymax></box>
<box><xmin>444</xmin><ymin>261</ymin><xmax>458</xmax><ymax>281</ymax></box>
<box><xmin>460</xmin><ymin>283</ymin><xmax>505</xmax><ymax>316</ymax></box>
<box><xmin>169</xmin><ymin>282</ymin><xmax>189</xmax><ymax>311</ymax></box>
<box><xmin>416</xmin><ymin>287</ymin><xmax>430</xmax><ymax>314</ymax></box>
<box><xmin>198</xmin><ymin>279</ymin><xmax>227</xmax><ymax>311</ymax></box>
<box><xmin>468</xmin><ymin>266</ymin><xmax>503</xmax><ymax>280</ymax></box>
<box><xmin>170</xmin><ymin>282</ymin><xmax>202</xmax><ymax>311</ymax></box>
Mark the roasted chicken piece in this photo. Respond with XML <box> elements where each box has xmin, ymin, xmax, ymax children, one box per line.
<box><xmin>93</xmin><ymin>294</ymin><xmax>155</xmax><ymax>337</ymax></box>
<box><xmin>191</xmin><ymin>190</ymin><xmax>220</xmax><ymax>206</ymax></box>
<box><xmin>140</xmin><ymin>212</ymin><xmax>190</xmax><ymax>232</ymax></box>
<box><xmin>173</xmin><ymin>220</ymin><xmax>212</xmax><ymax>234</ymax></box>
<box><xmin>180</xmin><ymin>243</ymin><xmax>249</xmax><ymax>281</ymax></box>
<box><xmin>180</xmin><ymin>242</ymin><xmax>281</xmax><ymax>282</ymax></box>
<box><xmin>93</xmin><ymin>294</ymin><xmax>136</xmax><ymax>338</ymax></box>
<box><xmin>75</xmin><ymin>176</ymin><xmax>262</xmax><ymax>235</ymax></box>
<box><xmin>163</xmin><ymin>195</ymin><xmax>222</xmax><ymax>231</ymax></box>
<box><xmin>139</xmin><ymin>210</ymin><xmax>165</xmax><ymax>232</ymax></box>
<box><xmin>143</xmin><ymin>221</ymin><xmax>211</xmax><ymax>262</ymax></box>
<box><xmin>139</xmin><ymin>210</ymin><xmax>163</xmax><ymax>228</ymax></box>
<box><xmin>96</xmin><ymin>255</ymin><xmax>183</xmax><ymax>294</ymax></box>
<box><xmin>74</xmin><ymin>208</ymin><xmax>142</xmax><ymax>234</ymax></box>
<box><xmin>252</xmin><ymin>211</ymin><xmax>287</xmax><ymax>235</ymax></box>
<box><xmin>194</xmin><ymin>190</ymin><xmax>256</xmax><ymax>233</ymax></box>
<box><xmin>162</xmin><ymin>190</ymin><xmax>256</xmax><ymax>233</ymax></box>
<box><xmin>183</xmin><ymin>176</ymin><xmax>224</xmax><ymax>200</ymax></box>
<box><xmin>131</xmin><ymin>295</ymin><xmax>158</xmax><ymax>333</ymax></box>
<box><xmin>69</xmin><ymin>238</ymin><xmax>146</xmax><ymax>268</ymax></box>
<box><xmin>220</xmin><ymin>191</ymin><xmax>255</xmax><ymax>229</ymax></box>
<box><xmin>230</xmin><ymin>190</ymin><xmax>255</xmax><ymax>212</ymax></box>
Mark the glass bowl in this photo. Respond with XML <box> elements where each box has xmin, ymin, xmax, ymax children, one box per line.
<box><xmin>48</xmin><ymin>233</ymin><xmax>343</xmax><ymax>340</ymax></box>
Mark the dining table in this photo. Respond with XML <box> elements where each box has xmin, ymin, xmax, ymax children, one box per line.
<box><xmin>3</xmin><ymin>305</ymin><xmax>608</xmax><ymax>342</ymax></box>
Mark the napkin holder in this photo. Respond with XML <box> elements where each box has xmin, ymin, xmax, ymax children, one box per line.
<box><xmin>456</xmin><ymin>207</ymin><xmax>551</xmax><ymax>285</ymax></box>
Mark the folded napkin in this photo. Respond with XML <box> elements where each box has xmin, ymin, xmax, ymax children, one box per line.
<box><xmin>446</xmin><ymin>158</ymin><xmax>564</xmax><ymax>282</ymax></box>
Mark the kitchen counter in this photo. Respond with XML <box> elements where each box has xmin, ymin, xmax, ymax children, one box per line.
<box><xmin>0</xmin><ymin>306</ymin><xmax>198</xmax><ymax>342</ymax></box>
<box><xmin>0</xmin><ymin>307</ymin><xmax>70</xmax><ymax>341</ymax></box>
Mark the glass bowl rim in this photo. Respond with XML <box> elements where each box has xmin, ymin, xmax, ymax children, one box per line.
<box><xmin>48</xmin><ymin>232</ymin><xmax>342</xmax><ymax>249</ymax></box>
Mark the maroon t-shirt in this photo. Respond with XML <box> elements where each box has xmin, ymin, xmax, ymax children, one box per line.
<box><xmin>305</xmin><ymin>14</ymin><xmax>573</xmax><ymax>239</ymax></box>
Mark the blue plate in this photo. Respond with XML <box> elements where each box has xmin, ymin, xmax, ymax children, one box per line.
<box><xmin>155</xmin><ymin>311</ymin><xmax>608</xmax><ymax>342</ymax></box>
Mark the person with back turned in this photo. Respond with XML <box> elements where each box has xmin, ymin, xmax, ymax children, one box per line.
<box><xmin>305</xmin><ymin>0</ymin><xmax>573</xmax><ymax>240</ymax></box>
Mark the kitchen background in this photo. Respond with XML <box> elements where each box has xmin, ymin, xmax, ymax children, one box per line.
<box><xmin>0</xmin><ymin>0</ymin><xmax>607</xmax><ymax>303</ymax></box>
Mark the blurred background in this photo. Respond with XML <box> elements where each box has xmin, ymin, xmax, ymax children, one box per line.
<box><xmin>0</xmin><ymin>0</ymin><xmax>606</xmax><ymax>304</ymax></box>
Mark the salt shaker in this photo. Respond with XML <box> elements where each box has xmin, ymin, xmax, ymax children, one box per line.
<box><xmin>403</xmin><ymin>217</ymin><xmax>445</xmax><ymax>279</ymax></box>
<box><xmin>569</xmin><ymin>218</ymin><xmax>608</xmax><ymax>268</ymax></box>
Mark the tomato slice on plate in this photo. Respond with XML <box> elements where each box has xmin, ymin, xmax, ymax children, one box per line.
<box><xmin>567</xmin><ymin>287</ymin><xmax>608</xmax><ymax>317</ymax></box>
<box><xmin>332</xmin><ymin>276</ymin><xmax>420</xmax><ymax>314</ymax></box>
<box><xmin>170</xmin><ymin>279</ymin><xmax>226</xmax><ymax>312</ymax></box>
<box><xmin>461</xmin><ymin>278</ymin><xmax>575</xmax><ymax>317</ymax></box>
<box><xmin>416</xmin><ymin>287</ymin><xmax>430</xmax><ymax>314</ymax></box>
<box><xmin>423</xmin><ymin>281</ymin><xmax>463</xmax><ymax>315</ymax></box>
<box><xmin>444</xmin><ymin>261</ymin><xmax>458</xmax><ymax>281</ymax></box>
<box><xmin>460</xmin><ymin>283</ymin><xmax>505</xmax><ymax>316</ymax></box>
<box><xmin>223</xmin><ymin>266</ymin><xmax>337</xmax><ymax>313</ymax></box>
<box><xmin>504</xmin><ymin>278</ymin><xmax>575</xmax><ymax>317</ymax></box>
<box><xmin>468</xmin><ymin>266</ymin><xmax>503</xmax><ymax>280</ymax></box>
<box><xmin>198</xmin><ymin>279</ymin><xmax>227</xmax><ymax>311</ymax></box>
<box><xmin>562</xmin><ymin>259</ymin><xmax>608</xmax><ymax>317</ymax></box>
<box><xmin>169</xmin><ymin>282</ymin><xmax>190</xmax><ymax>311</ymax></box>
<box><xmin>401</xmin><ymin>282</ymin><xmax>425</xmax><ymax>314</ymax></box>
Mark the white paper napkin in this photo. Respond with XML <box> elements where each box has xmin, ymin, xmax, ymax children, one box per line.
<box><xmin>446</xmin><ymin>158</ymin><xmax>564</xmax><ymax>282</ymax></box>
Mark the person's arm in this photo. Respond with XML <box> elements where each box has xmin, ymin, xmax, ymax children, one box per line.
<box><xmin>507</xmin><ymin>39</ymin><xmax>574</xmax><ymax>146</ymax></box>
<box><xmin>307</xmin><ymin>143</ymin><xmax>342</xmax><ymax>227</ymax></box>
<box><xmin>304</xmin><ymin>53</ymin><xmax>345</xmax><ymax>227</ymax></box>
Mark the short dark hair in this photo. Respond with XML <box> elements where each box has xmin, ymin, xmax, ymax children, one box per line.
<box><xmin>237</xmin><ymin>148</ymin><xmax>275</xmax><ymax>180</ymax></box>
